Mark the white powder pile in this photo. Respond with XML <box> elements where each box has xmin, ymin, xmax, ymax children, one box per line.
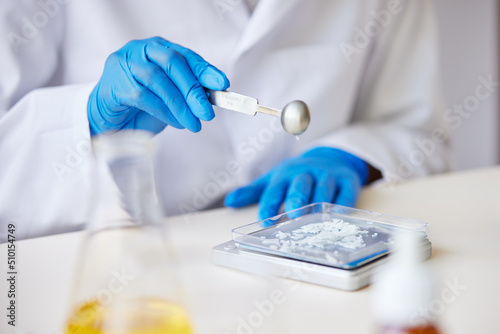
<box><xmin>262</xmin><ymin>218</ymin><xmax>368</xmax><ymax>253</ymax></box>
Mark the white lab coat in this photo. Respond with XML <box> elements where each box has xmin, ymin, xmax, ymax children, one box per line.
<box><xmin>0</xmin><ymin>0</ymin><xmax>449</xmax><ymax>240</ymax></box>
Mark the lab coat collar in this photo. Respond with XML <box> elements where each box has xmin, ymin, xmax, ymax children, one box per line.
<box><xmin>230</xmin><ymin>0</ymin><xmax>301</xmax><ymax>63</ymax></box>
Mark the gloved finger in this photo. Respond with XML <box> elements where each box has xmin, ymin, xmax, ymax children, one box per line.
<box><xmin>334</xmin><ymin>175</ymin><xmax>362</xmax><ymax>208</ymax></box>
<box><xmin>224</xmin><ymin>174</ymin><xmax>269</xmax><ymax>208</ymax></box>
<box><xmin>146</xmin><ymin>43</ymin><xmax>216</xmax><ymax>123</ymax></box>
<box><xmin>311</xmin><ymin>172</ymin><xmax>336</xmax><ymax>203</ymax></box>
<box><xmin>123</xmin><ymin>110</ymin><xmax>182</xmax><ymax>134</ymax></box>
<box><xmin>116</xmin><ymin>80</ymin><xmax>186</xmax><ymax>130</ymax></box>
<box><xmin>284</xmin><ymin>173</ymin><xmax>314</xmax><ymax>213</ymax></box>
<box><xmin>160</xmin><ymin>40</ymin><xmax>230</xmax><ymax>90</ymax></box>
<box><xmin>129</xmin><ymin>59</ymin><xmax>202</xmax><ymax>131</ymax></box>
<box><xmin>258</xmin><ymin>178</ymin><xmax>289</xmax><ymax>221</ymax></box>
<box><xmin>106</xmin><ymin>50</ymin><xmax>186</xmax><ymax>129</ymax></box>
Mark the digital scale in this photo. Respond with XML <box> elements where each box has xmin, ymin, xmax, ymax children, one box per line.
<box><xmin>212</xmin><ymin>203</ymin><xmax>432</xmax><ymax>291</ymax></box>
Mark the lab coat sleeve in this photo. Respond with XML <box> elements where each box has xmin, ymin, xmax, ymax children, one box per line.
<box><xmin>0</xmin><ymin>3</ymin><xmax>96</xmax><ymax>240</ymax></box>
<box><xmin>308</xmin><ymin>0</ymin><xmax>449</xmax><ymax>183</ymax></box>
<box><xmin>0</xmin><ymin>84</ymin><xmax>97</xmax><ymax>239</ymax></box>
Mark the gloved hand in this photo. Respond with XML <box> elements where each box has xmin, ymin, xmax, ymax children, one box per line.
<box><xmin>225</xmin><ymin>147</ymin><xmax>369</xmax><ymax>221</ymax></box>
<box><xmin>88</xmin><ymin>37</ymin><xmax>230</xmax><ymax>135</ymax></box>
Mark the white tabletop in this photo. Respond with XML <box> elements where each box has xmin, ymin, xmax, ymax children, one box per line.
<box><xmin>1</xmin><ymin>167</ymin><xmax>500</xmax><ymax>334</ymax></box>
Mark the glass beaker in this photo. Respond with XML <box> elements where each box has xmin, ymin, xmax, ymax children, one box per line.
<box><xmin>64</xmin><ymin>130</ymin><xmax>193</xmax><ymax>334</ymax></box>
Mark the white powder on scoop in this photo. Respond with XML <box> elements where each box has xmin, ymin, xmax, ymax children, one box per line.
<box><xmin>265</xmin><ymin>219</ymin><xmax>368</xmax><ymax>253</ymax></box>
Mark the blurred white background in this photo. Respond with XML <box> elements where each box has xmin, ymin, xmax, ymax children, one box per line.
<box><xmin>435</xmin><ymin>0</ymin><xmax>499</xmax><ymax>170</ymax></box>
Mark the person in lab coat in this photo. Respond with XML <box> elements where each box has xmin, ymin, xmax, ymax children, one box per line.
<box><xmin>0</xmin><ymin>0</ymin><xmax>448</xmax><ymax>241</ymax></box>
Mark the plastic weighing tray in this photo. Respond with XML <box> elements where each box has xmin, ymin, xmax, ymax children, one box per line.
<box><xmin>212</xmin><ymin>203</ymin><xmax>432</xmax><ymax>291</ymax></box>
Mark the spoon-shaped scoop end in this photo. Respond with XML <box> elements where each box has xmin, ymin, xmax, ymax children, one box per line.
<box><xmin>281</xmin><ymin>100</ymin><xmax>311</xmax><ymax>136</ymax></box>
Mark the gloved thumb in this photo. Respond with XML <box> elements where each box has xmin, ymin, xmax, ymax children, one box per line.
<box><xmin>224</xmin><ymin>176</ymin><xmax>268</xmax><ymax>208</ymax></box>
<box><xmin>200</xmin><ymin>66</ymin><xmax>230</xmax><ymax>91</ymax></box>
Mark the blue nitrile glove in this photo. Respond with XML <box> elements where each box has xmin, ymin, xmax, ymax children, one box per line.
<box><xmin>88</xmin><ymin>37</ymin><xmax>230</xmax><ymax>135</ymax></box>
<box><xmin>225</xmin><ymin>147</ymin><xmax>368</xmax><ymax>221</ymax></box>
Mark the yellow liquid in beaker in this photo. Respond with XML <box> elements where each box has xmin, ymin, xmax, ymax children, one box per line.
<box><xmin>65</xmin><ymin>298</ymin><xmax>194</xmax><ymax>334</ymax></box>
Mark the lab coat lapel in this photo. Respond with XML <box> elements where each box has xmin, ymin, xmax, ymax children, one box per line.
<box><xmin>230</xmin><ymin>0</ymin><xmax>302</xmax><ymax>63</ymax></box>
